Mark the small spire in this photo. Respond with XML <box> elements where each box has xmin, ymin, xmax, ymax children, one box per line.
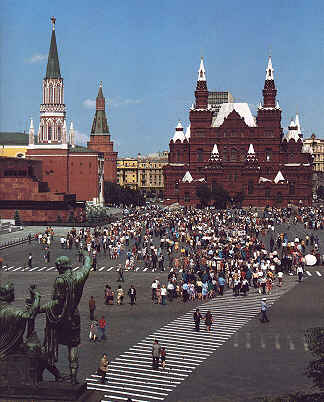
<box><xmin>62</xmin><ymin>120</ymin><xmax>67</xmax><ymax>144</ymax></box>
<box><xmin>182</xmin><ymin>171</ymin><xmax>193</xmax><ymax>183</ymax></box>
<box><xmin>248</xmin><ymin>144</ymin><xmax>255</xmax><ymax>154</ymax></box>
<box><xmin>289</xmin><ymin>118</ymin><xmax>296</xmax><ymax>128</ymax></box>
<box><xmin>198</xmin><ymin>57</ymin><xmax>206</xmax><ymax>81</ymax></box>
<box><xmin>295</xmin><ymin>113</ymin><xmax>301</xmax><ymax>134</ymax></box>
<box><xmin>29</xmin><ymin>117</ymin><xmax>35</xmax><ymax>145</ymax></box>
<box><xmin>212</xmin><ymin>144</ymin><xmax>219</xmax><ymax>154</ymax></box>
<box><xmin>176</xmin><ymin>120</ymin><xmax>183</xmax><ymax>130</ymax></box>
<box><xmin>274</xmin><ymin>170</ymin><xmax>285</xmax><ymax>184</ymax></box>
<box><xmin>185</xmin><ymin>124</ymin><xmax>191</xmax><ymax>140</ymax></box>
<box><xmin>51</xmin><ymin>16</ymin><xmax>56</xmax><ymax>31</ymax></box>
<box><xmin>69</xmin><ymin>121</ymin><xmax>75</xmax><ymax>147</ymax></box>
<box><xmin>266</xmin><ymin>55</ymin><xmax>274</xmax><ymax>80</ymax></box>
<box><xmin>276</xmin><ymin>101</ymin><xmax>280</xmax><ymax>109</ymax></box>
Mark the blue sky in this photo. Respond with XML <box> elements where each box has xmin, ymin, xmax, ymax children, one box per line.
<box><xmin>1</xmin><ymin>0</ymin><xmax>323</xmax><ymax>156</ymax></box>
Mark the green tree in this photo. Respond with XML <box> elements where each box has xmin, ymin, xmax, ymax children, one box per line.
<box><xmin>317</xmin><ymin>186</ymin><xmax>324</xmax><ymax>200</ymax></box>
<box><xmin>196</xmin><ymin>183</ymin><xmax>212</xmax><ymax>207</ymax></box>
<box><xmin>211</xmin><ymin>184</ymin><xmax>230</xmax><ymax>209</ymax></box>
<box><xmin>233</xmin><ymin>191</ymin><xmax>245</xmax><ymax>207</ymax></box>
<box><xmin>14</xmin><ymin>210</ymin><xmax>21</xmax><ymax>226</ymax></box>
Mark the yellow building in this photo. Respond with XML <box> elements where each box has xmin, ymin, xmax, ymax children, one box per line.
<box><xmin>117</xmin><ymin>158</ymin><xmax>138</xmax><ymax>189</ymax></box>
<box><xmin>0</xmin><ymin>132</ymin><xmax>29</xmax><ymax>158</ymax></box>
<box><xmin>137</xmin><ymin>152</ymin><xmax>168</xmax><ymax>197</ymax></box>
<box><xmin>117</xmin><ymin>152</ymin><xmax>169</xmax><ymax>197</ymax></box>
<box><xmin>304</xmin><ymin>133</ymin><xmax>324</xmax><ymax>172</ymax></box>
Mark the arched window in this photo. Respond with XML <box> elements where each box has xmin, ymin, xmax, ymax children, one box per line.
<box><xmin>265</xmin><ymin>148</ymin><xmax>272</xmax><ymax>161</ymax></box>
<box><xmin>57</xmin><ymin>126</ymin><xmax>61</xmax><ymax>141</ymax></box>
<box><xmin>48</xmin><ymin>126</ymin><xmax>52</xmax><ymax>141</ymax></box>
<box><xmin>176</xmin><ymin>150</ymin><xmax>180</xmax><ymax>162</ymax></box>
<box><xmin>289</xmin><ymin>182</ymin><xmax>295</xmax><ymax>195</ymax></box>
<box><xmin>231</xmin><ymin>149</ymin><xmax>238</xmax><ymax>161</ymax></box>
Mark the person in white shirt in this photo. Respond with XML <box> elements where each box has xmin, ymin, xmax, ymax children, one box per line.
<box><xmin>297</xmin><ymin>265</ymin><xmax>303</xmax><ymax>282</ymax></box>
<box><xmin>277</xmin><ymin>270</ymin><xmax>283</xmax><ymax>287</ymax></box>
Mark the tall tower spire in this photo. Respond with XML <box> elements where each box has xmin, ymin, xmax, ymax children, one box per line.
<box><xmin>262</xmin><ymin>55</ymin><xmax>277</xmax><ymax>108</ymax></box>
<box><xmin>195</xmin><ymin>57</ymin><xmax>208</xmax><ymax>109</ymax></box>
<box><xmin>88</xmin><ymin>82</ymin><xmax>118</xmax><ymax>183</ymax></box>
<box><xmin>36</xmin><ymin>17</ymin><xmax>66</xmax><ymax>145</ymax></box>
<box><xmin>91</xmin><ymin>82</ymin><xmax>110</xmax><ymax>134</ymax></box>
<box><xmin>46</xmin><ymin>16</ymin><xmax>61</xmax><ymax>79</ymax></box>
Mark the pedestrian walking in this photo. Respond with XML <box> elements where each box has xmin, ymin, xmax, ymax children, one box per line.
<box><xmin>152</xmin><ymin>339</ymin><xmax>161</xmax><ymax>369</ymax></box>
<box><xmin>97</xmin><ymin>353</ymin><xmax>109</xmax><ymax>384</ymax></box>
<box><xmin>128</xmin><ymin>285</ymin><xmax>136</xmax><ymax>305</ymax></box>
<box><xmin>193</xmin><ymin>308</ymin><xmax>203</xmax><ymax>332</ymax></box>
<box><xmin>117</xmin><ymin>265</ymin><xmax>124</xmax><ymax>282</ymax></box>
<box><xmin>297</xmin><ymin>265</ymin><xmax>303</xmax><ymax>282</ymax></box>
<box><xmin>99</xmin><ymin>316</ymin><xmax>107</xmax><ymax>341</ymax></box>
<box><xmin>27</xmin><ymin>252</ymin><xmax>32</xmax><ymax>269</ymax></box>
<box><xmin>89</xmin><ymin>296</ymin><xmax>96</xmax><ymax>321</ymax></box>
<box><xmin>89</xmin><ymin>320</ymin><xmax>98</xmax><ymax>342</ymax></box>
<box><xmin>205</xmin><ymin>310</ymin><xmax>213</xmax><ymax>331</ymax></box>
<box><xmin>116</xmin><ymin>285</ymin><xmax>124</xmax><ymax>305</ymax></box>
<box><xmin>260</xmin><ymin>298</ymin><xmax>269</xmax><ymax>323</ymax></box>
<box><xmin>160</xmin><ymin>347</ymin><xmax>166</xmax><ymax>370</ymax></box>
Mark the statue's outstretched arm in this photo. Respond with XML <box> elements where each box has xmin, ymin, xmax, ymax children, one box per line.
<box><xmin>20</xmin><ymin>290</ymin><xmax>41</xmax><ymax>319</ymax></box>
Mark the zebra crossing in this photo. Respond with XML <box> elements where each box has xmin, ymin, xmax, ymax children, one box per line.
<box><xmin>3</xmin><ymin>263</ymin><xmax>323</xmax><ymax>278</ymax></box>
<box><xmin>0</xmin><ymin>265</ymin><xmax>164</xmax><ymax>273</ymax></box>
<box><xmin>86</xmin><ymin>277</ymin><xmax>299</xmax><ymax>402</ymax></box>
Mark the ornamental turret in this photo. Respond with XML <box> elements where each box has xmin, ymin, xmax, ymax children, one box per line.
<box><xmin>262</xmin><ymin>56</ymin><xmax>277</xmax><ymax>108</ymax></box>
<box><xmin>194</xmin><ymin>58</ymin><xmax>208</xmax><ymax>109</ymax></box>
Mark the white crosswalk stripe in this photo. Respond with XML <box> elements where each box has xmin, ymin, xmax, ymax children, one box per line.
<box><xmin>0</xmin><ymin>264</ymin><xmax>167</xmax><ymax>273</ymax></box>
<box><xmin>87</xmin><ymin>278</ymin><xmax>298</xmax><ymax>401</ymax></box>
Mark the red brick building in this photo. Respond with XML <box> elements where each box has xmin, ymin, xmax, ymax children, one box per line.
<box><xmin>0</xmin><ymin>157</ymin><xmax>82</xmax><ymax>223</ymax></box>
<box><xmin>26</xmin><ymin>18</ymin><xmax>107</xmax><ymax>205</ymax></box>
<box><xmin>164</xmin><ymin>57</ymin><xmax>313</xmax><ymax>207</ymax></box>
<box><xmin>87</xmin><ymin>83</ymin><xmax>118</xmax><ymax>183</ymax></box>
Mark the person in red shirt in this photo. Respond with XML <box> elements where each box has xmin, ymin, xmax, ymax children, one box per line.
<box><xmin>99</xmin><ymin>316</ymin><xmax>106</xmax><ymax>341</ymax></box>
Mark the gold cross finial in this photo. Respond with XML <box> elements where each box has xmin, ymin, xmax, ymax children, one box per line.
<box><xmin>51</xmin><ymin>16</ymin><xmax>56</xmax><ymax>30</ymax></box>
<box><xmin>99</xmin><ymin>80</ymin><xmax>103</xmax><ymax>88</ymax></box>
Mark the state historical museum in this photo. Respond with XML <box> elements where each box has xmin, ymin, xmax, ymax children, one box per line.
<box><xmin>163</xmin><ymin>57</ymin><xmax>313</xmax><ymax>207</ymax></box>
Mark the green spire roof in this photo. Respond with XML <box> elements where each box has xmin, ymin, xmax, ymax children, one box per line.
<box><xmin>45</xmin><ymin>28</ymin><xmax>61</xmax><ymax>79</ymax></box>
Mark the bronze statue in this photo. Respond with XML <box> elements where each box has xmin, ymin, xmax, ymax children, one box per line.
<box><xmin>0</xmin><ymin>282</ymin><xmax>41</xmax><ymax>360</ymax></box>
<box><xmin>39</xmin><ymin>252</ymin><xmax>91</xmax><ymax>384</ymax></box>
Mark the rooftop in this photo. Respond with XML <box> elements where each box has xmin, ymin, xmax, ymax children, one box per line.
<box><xmin>0</xmin><ymin>132</ymin><xmax>29</xmax><ymax>146</ymax></box>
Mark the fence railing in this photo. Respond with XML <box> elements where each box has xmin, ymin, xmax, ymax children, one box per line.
<box><xmin>0</xmin><ymin>235</ymin><xmax>35</xmax><ymax>250</ymax></box>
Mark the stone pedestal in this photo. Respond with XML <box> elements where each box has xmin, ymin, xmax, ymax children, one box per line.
<box><xmin>0</xmin><ymin>354</ymin><xmax>86</xmax><ymax>401</ymax></box>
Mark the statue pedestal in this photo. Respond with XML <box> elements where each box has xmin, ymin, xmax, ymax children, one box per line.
<box><xmin>0</xmin><ymin>354</ymin><xmax>86</xmax><ymax>401</ymax></box>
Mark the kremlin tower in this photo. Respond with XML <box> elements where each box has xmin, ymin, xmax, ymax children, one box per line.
<box><xmin>27</xmin><ymin>18</ymin><xmax>105</xmax><ymax>205</ymax></box>
<box><xmin>87</xmin><ymin>83</ymin><xmax>117</xmax><ymax>183</ymax></box>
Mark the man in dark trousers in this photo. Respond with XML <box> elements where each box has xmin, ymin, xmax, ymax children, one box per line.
<box><xmin>152</xmin><ymin>339</ymin><xmax>161</xmax><ymax>369</ymax></box>
<box><xmin>193</xmin><ymin>308</ymin><xmax>203</xmax><ymax>332</ymax></box>
<box><xmin>89</xmin><ymin>296</ymin><xmax>96</xmax><ymax>321</ymax></box>
<box><xmin>128</xmin><ymin>285</ymin><xmax>136</xmax><ymax>305</ymax></box>
<box><xmin>28</xmin><ymin>252</ymin><xmax>32</xmax><ymax>269</ymax></box>
<box><xmin>260</xmin><ymin>298</ymin><xmax>269</xmax><ymax>323</ymax></box>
